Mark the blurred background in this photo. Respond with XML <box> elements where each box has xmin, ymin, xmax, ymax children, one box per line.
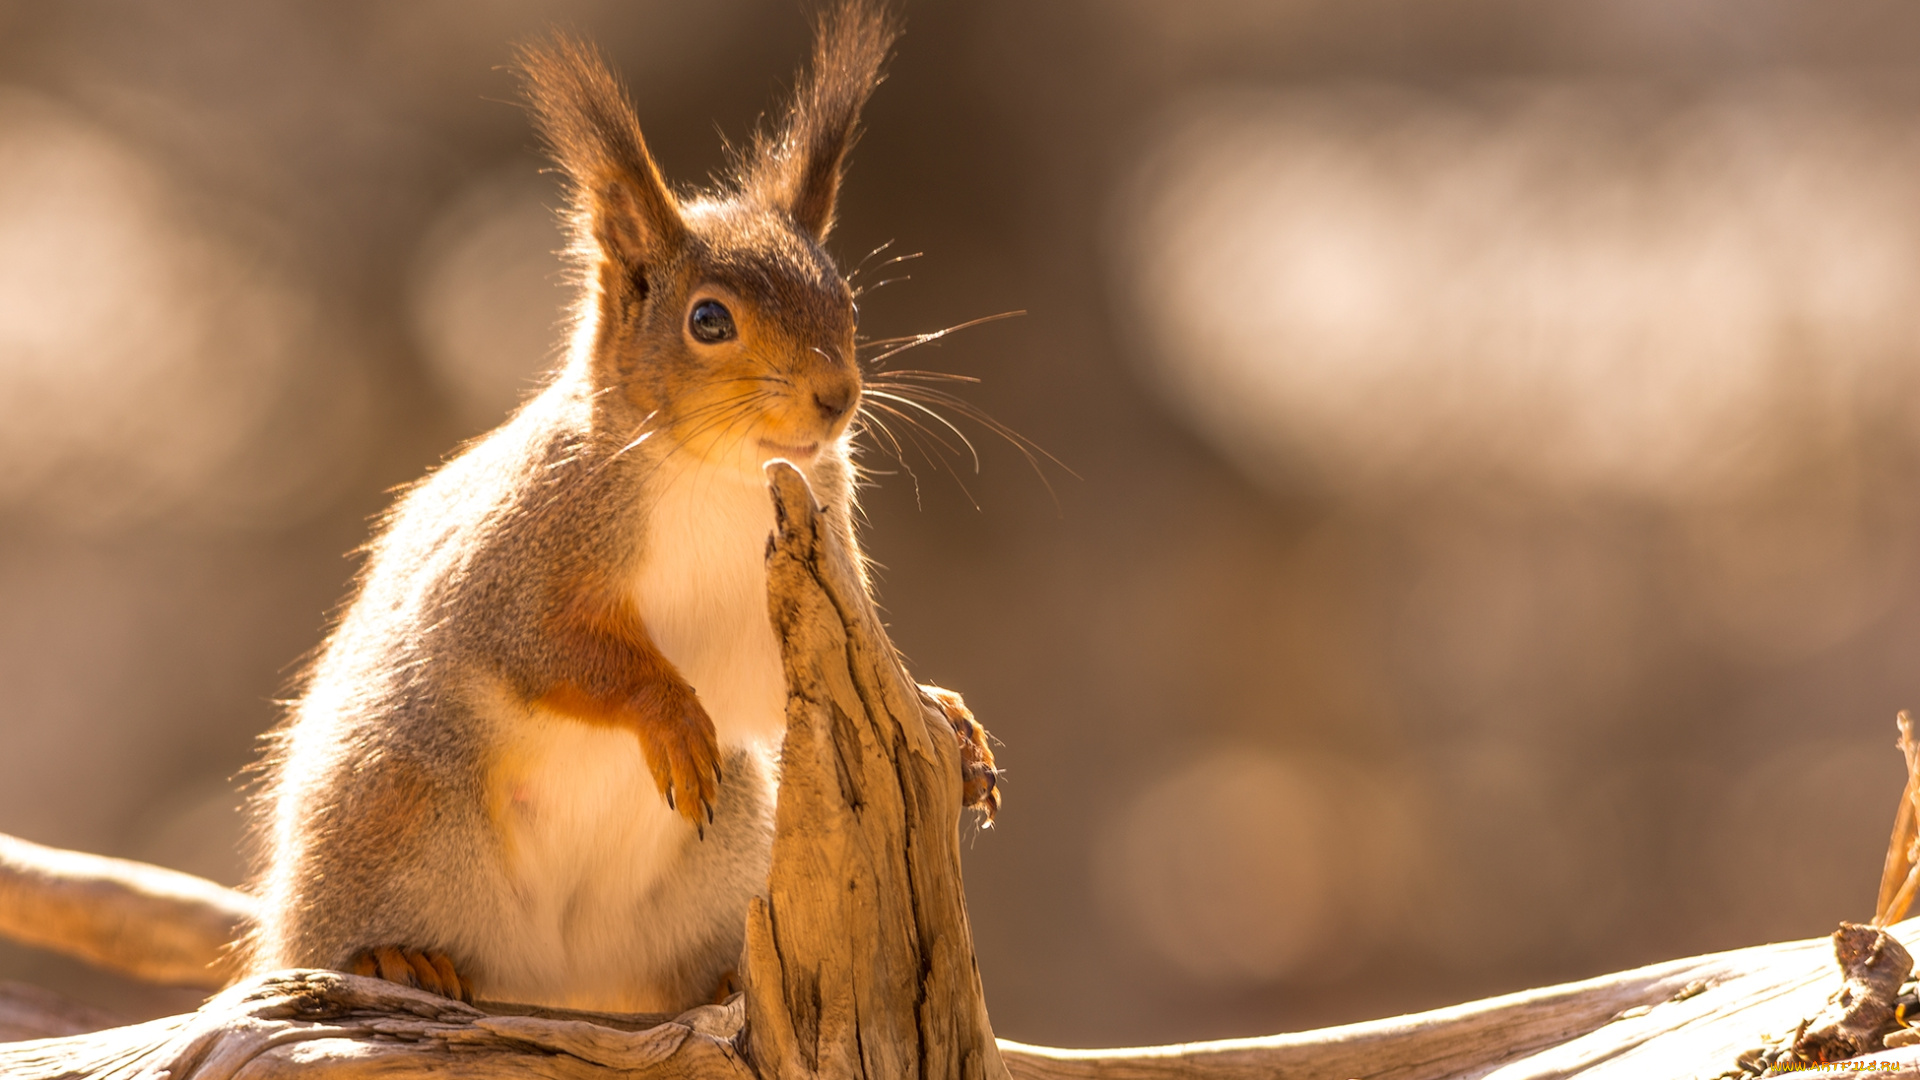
<box><xmin>2</xmin><ymin>0</ymin><xmax>1919</xmax><ymax>1049</ymax></box>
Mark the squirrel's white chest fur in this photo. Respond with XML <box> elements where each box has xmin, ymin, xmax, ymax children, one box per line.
<box><xmin>628</xmin><ymin>458</ymin><xmax>790</xmax><ymax>751</ymax></box>
<box><xmin>475</xmin><ymin>456</ymin><xmax>802</xmax><ymax>1008</ymax></box>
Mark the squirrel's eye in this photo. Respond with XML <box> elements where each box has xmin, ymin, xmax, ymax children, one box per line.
<box><xmin>689</xmin><ymin>299</ymin><xmax>736</xmax><ymax>344</ymax></box>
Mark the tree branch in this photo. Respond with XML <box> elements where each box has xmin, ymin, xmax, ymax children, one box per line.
<box><xmin>0</xmin><ymin>832</ymin><xmax>254</xmax><ymax>990</ymax></box>
<box><xmin>744</xmin><ymin>462</ymin><xmax>1006</xmax><ymax>1080</ymax></box>
<box><xmin>2</xmin><ymin>466</ymin><xmax>1917</xmax><ymax>1080</ymax></box>
<box><xmin>0</xmin><ymin>970</ymin><xmax>753</xmax><ymax>1079</ymax></box>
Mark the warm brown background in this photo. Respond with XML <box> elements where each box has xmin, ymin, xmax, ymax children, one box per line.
<box><xmin>2</xmin><ymin>0</ymin><xmax>1919</xmax><ymax>1051</ymax></box>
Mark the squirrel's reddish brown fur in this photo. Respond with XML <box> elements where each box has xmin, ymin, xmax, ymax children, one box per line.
<box><xmin>535</xmin><ymin>588</ymin><xmax>720</xmax><ymax>823</ymax></box>
<box><xmin>246</xmin><ymin>2</ymin><xmax>931</xmax><ymax>1014</ymax></box>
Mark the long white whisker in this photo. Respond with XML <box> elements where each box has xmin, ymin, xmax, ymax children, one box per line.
<box><xmin>862</xmin><ymin>390</ymin><xmax>981</xmax><ymax>473</ymax></box>
<box><xmin>860</xmin><ymin>310</ymin><xmax>1025</xmax><ymax>366</ymax></box>
<box><xmin>854</xmin><ymin>407</ymin><xmax>923</xmax><ymax>509</ymax></box>
<box><xmin>867</xmin><ymin>369</ymin><xmax>981</xmax><ymax>384</ymax></box>
<box><xmin>864</xmin><ymin>399</ymin><xmax>978</xmax><ymax>509</ymax></box>
<box><xmin>865</xmin><ymin>382</ymin><xmax>1076</xmax><ymax>479</ymax></box>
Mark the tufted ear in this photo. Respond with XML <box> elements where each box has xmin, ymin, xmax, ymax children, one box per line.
<box><xmin>743</xmin><ymin>0</ymin><xmax>898</xmax><ymax>241</ymax></box>
<box><xmin>517</xmin><ymin>35</ymin><xmax>686</xmax><ymax>280</ymax></box>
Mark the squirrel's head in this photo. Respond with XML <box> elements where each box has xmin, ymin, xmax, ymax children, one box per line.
<box><xmin>518</xmin><ymin>3</ymin><xmax>894</xmax><ymax>477</ymax></box>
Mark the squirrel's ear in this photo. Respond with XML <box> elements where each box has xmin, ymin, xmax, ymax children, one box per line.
<box><xmin>517</xmin><ymin>35</ymin><xmax>685</xmax><ymax>277</ymax></box>
<box><xmin>745</xmin><ymin>0</ymin><xmax>898</xmax><ymax>241</ymax></box>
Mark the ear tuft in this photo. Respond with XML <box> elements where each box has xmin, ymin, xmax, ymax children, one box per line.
<box><xmin>742</xmin><ymin>0</ymin><xmax>899</xmax><ymax>241</ymax></box>
<box><xmin>515</xmin><ymin>34</ymin><xmax>686</xmax><ymax>273</ymax></box>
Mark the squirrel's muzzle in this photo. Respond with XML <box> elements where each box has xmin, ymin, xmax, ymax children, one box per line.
<box><xmin>813</xmin><ymin>383</ymin><xmax>856</xmax><ymax>424</ymax></box>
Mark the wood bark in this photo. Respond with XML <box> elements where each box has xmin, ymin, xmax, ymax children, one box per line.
<box><xmin>2</xmin><ymin>465</ymin><xmax>1918</xmax><ymax>1079</ymax></box>
<box><xmin>742</xmin><ymin>462</ymin><xmax>1006</xmax><ymax>1080</ymax></box>
<box><xmin>0</xmin><ymin>970</ymin><xmax>754</xmax><ymax>1079</ymax></box>
<box><xmin>1000</xmin><ymin>926</ymin><xmax>1911</xmax><ymax>1080</ymax></box>
<box><xmin>6</xmin><ymin>915</ymin><xmax>1920</xmax><ymax>1079</ymax></box>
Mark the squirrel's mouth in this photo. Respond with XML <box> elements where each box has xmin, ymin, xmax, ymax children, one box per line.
<box><xmin>756</xmin><ymin>438</ymin><xmax>821</xmax><ymax>462</ymax></box>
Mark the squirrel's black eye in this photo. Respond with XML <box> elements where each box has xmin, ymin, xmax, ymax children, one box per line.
<box><xmin>689</xmin><ymin>299</ymin><xmax>736</xmax><ymax>344</ymax></box>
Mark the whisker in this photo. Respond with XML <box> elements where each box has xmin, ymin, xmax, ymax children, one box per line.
<box><xmin>609</xmin><ymin>412</ymin><xmax>660</xmax><ymax>459</ymax></box>
<box><xmin>677</xmin><ymin>400</ymin><xmax>768</xmax><ymax>505</ymax></box>
<box><xmin>862</xmin><ymin>399</ymin><xmax>979</xmax><ymax>509</ymax></box>
<box><xmin>852</xmin><ymin>305</ymin><xmax>1076</xmax><ymax>508</ymax></box>
<box><xmin>851</xmin><ymin>274</ymin><xmax>910</xmax><ymax>300</ymax></box>
<box><xmin>668</xmin><ymin>391</ymin><xmax>775</xmax><ymax>452</ymax></box>
<box><xmin>641</xmin><ymin>392</ymin><xmax>772</xmax><ymax>505</ymax></box>
<box><xmin>610</xmin><ymin>397</ymin><xmax>735</xmax><ymax>459</ymax></box>
<box><xmin>860</xmin><ymin>310</ymin><xmax>1026</xmax><ymax>367</ymax></box>
<box><xmin>856</xmin><ymin>408</ymin><xmax>908</xmax><ymax>462</ymax></box>
<box><xmin>864</xmin><ymin>390</ymin><xmax>981</xmax><ymax>473</ymax></box>
<box><xmin>861</xmin><ymin>401</ymin><xmax>952</xmax><ymax>468</ymax></box>
<box><xmin>537</xmin><ymin>391</ymin><xmax>769</xmax><ymax>514</ymax></box>
<box><xmin>847</xmin><ymin>248</ymin><xmax>922</xmax><ymax>288</ymax></box>
<box><xmin>609</xmin><ymin>389</ymin><xmax>772</xmax><ymax>476</ymax></box>
<box><xmin>871</xmin><ymin>251</ymin><xmax>923</xmax><ymax>273</ymax></box>
<box><xmin>846</xmin><ymin>239</ymin><xmax>899</xmax><ymax>284</ymax></box>
<box><xmin>866</xmin><ymin>383</ymin><xmax>1074</xmax><ymax>479</ymax></box>
<box><xmin>865</xmin><ymin>370</ymin><xmax>982</xmax><ymax>385</ymax></box>
<box><xmin>863</xmin><ymin>381</ymin><xmax>1075</xmax><ymax>513</ymax></box>
<box><xmin>863</xmin><ymin>397</ymin><xmax>967</xmax><ymax>461</ymax></box>
<box><xmin>853</xmin><ymin>408</ymin><xmax>922</xmax><ymax>508</ymax></box>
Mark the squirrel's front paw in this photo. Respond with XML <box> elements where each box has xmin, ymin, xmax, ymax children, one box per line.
<box><xmin>636</xmin><ymin>690</ymin><xmax>722</xmax><ymax>833</ymax></box>
<box><xmin>349</xmin><ymin>945</ymin><xmax>472</xmax><ymax>1003</ymax></box>
<box><xmin>920</xmin><ymin>684</ymin><xmax>1000</xmax><ymax>820</ymax></box>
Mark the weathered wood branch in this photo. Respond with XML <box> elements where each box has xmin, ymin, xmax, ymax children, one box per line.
<box><xmin>0</xmin><ymin>970</ymin><xmax>754</xmax><ymax>1079</ymax></box>
<box><xmin>997</xmin><ymin>929</ymin><xmax>1870</xmax><ymax>1080</ymax></box>
<box><xmin>0</xmin><ymin>831</ymin><xmax>254</xmax><ymax>990</ymax></box>
<box><xmin>3</xmin><ymin>466</ymin><xmax>1919</xmax><ymax>1079</ymax></box>
<box><xmin>744</xmin><ymin>462</ymin><xmax>1006</xmax><ymax>1080</ymax></box>
<box><xmin>5</xmin><ymin>915</ymin><xmax>1920</xmax><ymax>1079</ymax></box>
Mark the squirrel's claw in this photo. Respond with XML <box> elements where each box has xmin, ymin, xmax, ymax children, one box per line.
<box><xmin>536</xmin><ymin>630</ymin><xmax>721</xmax><ymax>832</ymax></box>
<box><xmin>633</xmin><ymin>691</ymin><xmax>723</xmax><ymax>833</ymax></box>
<box><xmin>919</xmin><ymin>683</ymin><xmax>1002</xmax><ymax>821</ymax></box>
<box><xmin>349</xmin><ymin>945</ymin><xmax>473</xmax><ymax>1004</ymax></box>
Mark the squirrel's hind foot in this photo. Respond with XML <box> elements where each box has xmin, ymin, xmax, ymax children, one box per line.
<box><xmin>349</xmin><ymin>945</ymin><xmax>473</xmax><ymax>1004</ymax></box>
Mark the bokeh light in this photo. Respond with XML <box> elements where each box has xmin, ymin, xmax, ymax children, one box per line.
<box><xmin>1118</xmin><ymin>79</ymin><xmax>1920</xmax><ymax>502</ymax></box>
<box><xmin>410</xmin><ymin>169</ymin><xmax>569</xmax><ymax>431</ymax></box>
<box><xmin>1094</xmin><ymin>749</ymin><xmax>1421</xmax><ymax>983</ymax></box>
<box><xmin>0</xmin><ymin>88</ymin><xmax>308</xmax><ymax>528</ymax></box>
<box><xmin>3</xmin><ymin>0</ymin><xmax>1920</xmax><ymax>1048</ymax></box>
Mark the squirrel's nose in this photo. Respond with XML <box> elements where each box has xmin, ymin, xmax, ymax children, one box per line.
<box><xmin>813</xmin><ymin>383</ymin><xmax>856</xmax><ymax>424</ymax></box>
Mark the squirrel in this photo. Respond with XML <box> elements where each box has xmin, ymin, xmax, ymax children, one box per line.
<box><xmin>247</xmin><ymin>0</ymin><xmax>997</xmax><ymax>1014</ymax></box>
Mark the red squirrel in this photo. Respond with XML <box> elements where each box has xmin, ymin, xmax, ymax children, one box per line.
<box><xmin>248</xmin><ymin>0</ymin><xmax>996</xmax><ymax>1013</ymax></box>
